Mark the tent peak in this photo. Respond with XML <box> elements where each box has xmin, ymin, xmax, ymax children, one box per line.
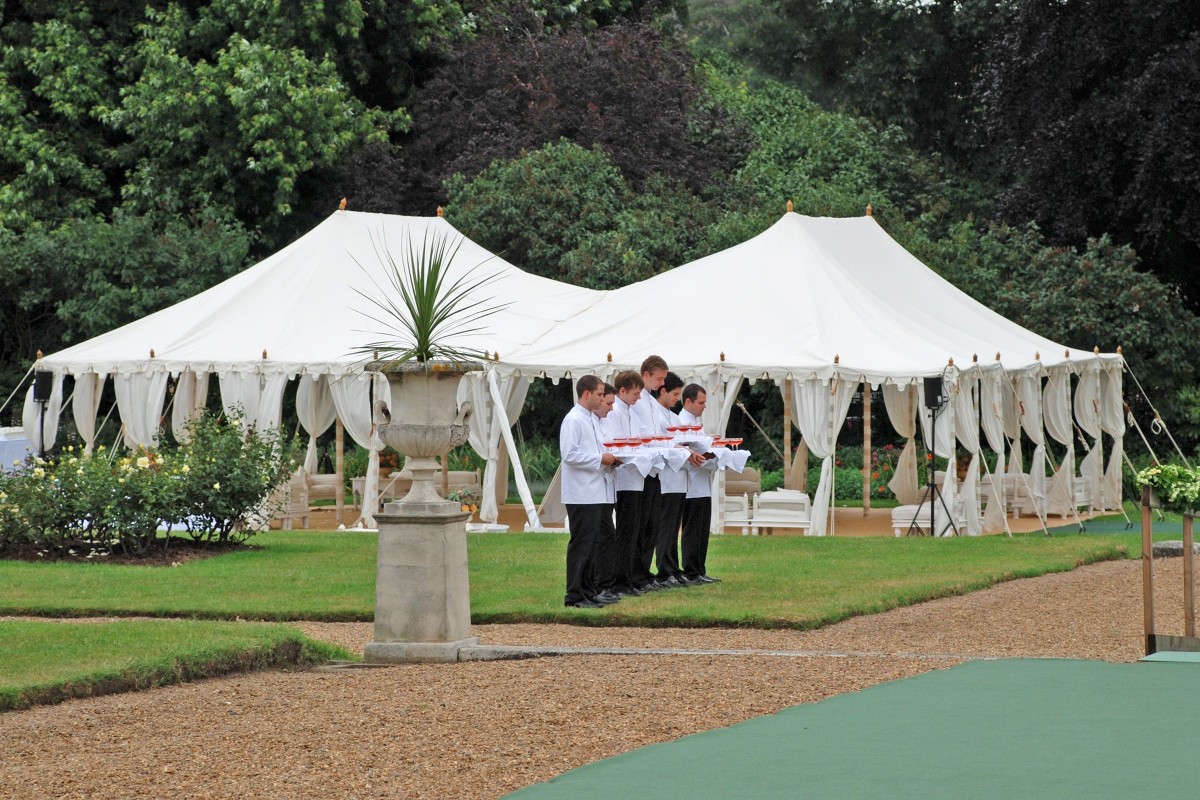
<box><xmin>338</xmin><ymin>197</ymin><xmax>347</xmax><ymax>211</ymax></box>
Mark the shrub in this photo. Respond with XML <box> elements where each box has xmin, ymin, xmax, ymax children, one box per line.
<box><xmin>0</xmin><ymin>412</ymin><xmax>295</xmax><ymax>559</ymax></box>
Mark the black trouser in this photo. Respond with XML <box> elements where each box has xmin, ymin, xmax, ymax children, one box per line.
<box><xmin>564</xmin><ymin>503</ymin><xmax>608</xmax><ymax>604</ymax></box>
<box><xmin>591</xmin><ymin>504</ymin><xmax>618</xmax><ymax>593</ymax></box>
<box><xmin>611</xmin><ymin>490</ymin><xmax>642</xmax><ymax>592</ymax></box>
<box><xmin>681</xmin><ymin>496</ymin><xmax>713</xmax><ymax>579</ymax></box>
<box><xmin>633</xmin><ymin>475</ymin><xmax>661</xmax><ymax>587</ymax></box>
<box><xmin>654</xmin><ymin>491</ymin><xmax>685</xmax><ymax>579</ymax></box>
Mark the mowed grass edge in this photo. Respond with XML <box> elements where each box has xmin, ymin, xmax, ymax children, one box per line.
<box><xmin>0</xmin><ymin>619</ymin><xmax>353</xmax><ymax>713</ymax></box>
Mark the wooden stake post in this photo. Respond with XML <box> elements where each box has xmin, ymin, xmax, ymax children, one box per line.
<box><xmin>1141</xmin><ymin>485</ymin><xmax>1199</xmax><ymax>655</ymax></box>
<box><xmin>782</xmin><ymin>377</ymin><xmax>792</xmax><ymax>486</ymax></box>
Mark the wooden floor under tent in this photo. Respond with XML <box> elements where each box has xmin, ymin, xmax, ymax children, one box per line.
<box><xmin>286</xmin><ymin>503</ymin><xmax>1109</xmax><ymax>536</ymax></box>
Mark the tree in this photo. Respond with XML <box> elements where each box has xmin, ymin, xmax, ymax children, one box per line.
<box><xmin>977</xmin><ymin>0</ymin><xmax>1200</xmax><ymax>306</ymax></box>
<box><xmin>403</xmin><ymin>21</ymin><xmax>750</xmax><ymax>201</ymax></box>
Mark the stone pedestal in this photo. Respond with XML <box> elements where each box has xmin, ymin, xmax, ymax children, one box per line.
<box><xmin>364</xmin><ymin>499</ymin><xmax>478</xmax><ymax>664</ymax></box>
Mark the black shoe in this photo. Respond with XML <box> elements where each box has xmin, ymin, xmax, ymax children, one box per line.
<box><xmin>695</xmin><ymin>574</ymin><xmax>720</xmax><ymax>584</ymax></box>
<box><xmin>637</xmin><ymin>581</ymin><xmax>661</xmax><ymax>592</ymax></box>
<box><xmin>565</xmin><ymin>599</ymin><xmax>604</xmax><ymax>609</ymax></box>
<box><xmin>620</xmin><ymin>585</ymin><xmax>646</xmax><ymax>596</ymax></box>
<box><xmin>674</xmin><ymin>574</ymin><xmax>694</xmax><ymax>586</ymax></box>
<box><xmin>593</xmin><ymin>591</ymin><xmax>621</xmax><ymax>605</ymax></box>
<box><xmin>659</xmin><ymin>575</ymin><xmax>683</xmax><ymax>588</ymax></box>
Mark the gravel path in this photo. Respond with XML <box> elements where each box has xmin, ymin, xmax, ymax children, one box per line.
<box><xmin>2</xmin><ymin>557</ymin><xmax>1194</xmax><ymax>799</ymax></box>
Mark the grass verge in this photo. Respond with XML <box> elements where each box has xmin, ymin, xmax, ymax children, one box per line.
<box><xmin>0</xmin><ymin>619</ymin><xmax>352</xmax><ymax>712</ymax></box>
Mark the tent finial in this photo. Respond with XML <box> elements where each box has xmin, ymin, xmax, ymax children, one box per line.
<box><xmin>995</xmin><ymin>351</ymin><xmax>1001</xmax><ymax>361</ymax></box>
<box><xmin>720</xmin><ymin>351</ymin><xmax>726</xmax><ymax>362</ymax></box>
<box><xmin>338</xmin><ymin>197</ymin><xmax>347</xmax><ymax>211</ymax></box>
<box><xmin>834</xmin><ymin>354</ymin><xmax>840</xmax><ymax>364</ymax></box>
<box><xmin>436</xmin><ymin>206</ymin><xmax>444</xmax><ymax>217</ymax></box>
<box><xmin>484</xmin><ymin>350</ymin><xmax>490</xmax><ymax>360</ymax></box>
<box><xmin>607</xmin><ymin>352</ymin><xmax>612</xmax><ymax>363</ymax></box>
<box><xmin>786</xmin><ymin>199</ymin><xmax>794</xmax><ymax>213</ymax></box>
<box><xmin>1035</xmin><ymin>351</ymin><xmax>1040</xmax><ymax>360</ymax></box>
<box><xmin>948</xmin><ymin>357</ymin><xmax>954</xmax><ymax>366</ymax></box>
<box><xmin>972</xmin><ymin>353</ymin><xmax>978</xmax><ymax>363</ymax></box>
<box><xmin>1116</xmin><ymin>345</ymin><xmax>1123</xmax><ymax>356</ymax></box>
<box><xmin>1064</xmin><ymin>349</ymin><xmax>1070</xmax><ymax>358</ymax></box>
<box><xmin>494</xmin><ymin>351</ymin><xmax>500</xmax><ymax>361</ymax></box>
<box><xmin>149</xmin><ymin>348</ymin><xmax>155</xmax><ymax>358</ymax></box>
<box><xmin>262</xmin><ymin>349</ymin><xmax>268</xmax><ymax>359</ymax></box>
<box><xmin>36</xmin><ymin>349</ymin><xmax>43</xmax><ymax>360</ymax></box>
<box><xmin>373</xmin><ymin>350</ymin><xmax>379</xmax><ymax>361</ymax></box>
<box><xmin>865</xmin><ymin>203</ymin><xmax>873</xmax><ymax>217</ymax></box>
<box><xmin>1094</xmin><ymin>346</ymin><xmax>1100</xmax><ymax>355</ymax></box>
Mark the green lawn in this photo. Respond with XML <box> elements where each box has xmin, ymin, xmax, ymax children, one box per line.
<box><xmin>0</xmin><ymin>529</ymin><xmax>1139</xmax><ymax>628</ymax></box>
<box><xmin>0</xmin><ymin>619</ymin><xmax>351</xmax><ymax>712</ymax></box>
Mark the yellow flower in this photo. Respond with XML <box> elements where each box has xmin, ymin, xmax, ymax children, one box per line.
<box><xmin>213</xmin><ymin>482</ymin><xmax>221</xmax><ymax>490</ymax></box>
<box><xmin>136</xmin><ymin>456</ymin><xmax>150</xmax><ymax>469</ymax></box>
<box><xmin>32</xmin><ymin>467</ymin><xmax>44</xmax><ymax>478</ymax></box>
<box><xmin>181</xmin><ymin>464</ymin><xmax>190</xmax><ymax>474</ymax></box>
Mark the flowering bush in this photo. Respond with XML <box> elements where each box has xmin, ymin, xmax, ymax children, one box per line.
<box><xmin>1135</xmin><ymin>463</ymin><xmax>1200</xmax><ymax>515</ymax></box>
<box><xmin>0</xmin><ymin>413</ymin><xmax>296</xmax><ymax>559</ymax></box>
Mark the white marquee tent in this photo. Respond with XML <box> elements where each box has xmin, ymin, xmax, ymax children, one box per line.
<box><xmin>30</xmin><ymin>210</ymin><xmax>605</xmax><ymax>526</ymax></box>
<box><xmin>28</xmin><ymin>209</ymin><xmax>1126</xmax><ymax>534</ymax></box>
<box><xmin>492</xmin><ymin>212</ymin><xmax>1127</xmax><ymax>534</ymax></box>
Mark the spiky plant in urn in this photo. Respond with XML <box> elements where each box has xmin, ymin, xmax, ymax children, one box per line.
<box><xmin>352</xmin><ymin>223</ymin><xmax>506</xmax><ymax>663</ymax></box>
<box><xmin>354</xmin><ymin>227</ymin><xmax>504</xmax><ymax>510</ymax></box>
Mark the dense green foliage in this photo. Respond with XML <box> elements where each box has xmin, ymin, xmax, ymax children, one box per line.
<box><xmin>0</xmin><ymin>413</ymin><xmax>296</xmax><ymax>557</ymax></box>
<box><xmin>3</xmin><ymin>0</ymin><xmax>1199</xmax><ymax>456</ymax></box>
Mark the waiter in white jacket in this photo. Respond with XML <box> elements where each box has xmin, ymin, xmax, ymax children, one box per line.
<box><xmin>604</xmin><ymin>370</ymin><xmax>648</xmax><ymax>597</ymax></box>
<box><xmin>631</xmin><ymin>355</ymin><xmax>668</xmax><ymax>591</ymax></box>
<box><xmin>652</xmin><ymin>371</ymin><xmax>695</xmax><ymax>587</ymax></box>
<box><xmin>680</xmin><ymin>383</ymin><xmax>721</xmax><ymax>583</ymax></box>
<box><xmin>559</xmin><ymin>375</ymin><xmax>619</xmax><ymax>608</ymax></box>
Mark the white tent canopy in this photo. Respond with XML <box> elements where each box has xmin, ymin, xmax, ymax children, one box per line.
<box><xmin>31</xmin><ymin>210</ymin><xmax>1125</xmax><ymax>533</ymax></box>
<box><xmin>493</xmin><ymin>212</ymin><xmax>1125</xmax><ymax>535</ymax></box>
<box><xmin>33</xmin><ymin>210</ymin><xmax>604</xmax><ymax>527</ymax></box>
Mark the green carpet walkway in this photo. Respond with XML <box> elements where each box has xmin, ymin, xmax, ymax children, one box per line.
<box><xmin>505</xmin><ymin>659</ymin><xmax>1199</xmax><ymax>799</ymax></box>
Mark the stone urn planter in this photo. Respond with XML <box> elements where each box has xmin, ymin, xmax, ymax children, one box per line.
<box><xmin>364</xmin><ymin>359</ymin><xmax>482</xmax><ymax>664</ymax></box>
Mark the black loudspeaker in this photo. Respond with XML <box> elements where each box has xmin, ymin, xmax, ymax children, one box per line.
<box><xmin>923</xmin><ymin>376</ymin><xmax>944</xmax><ymax>409</ymax></box>
<box><xmin>33</xmin><ymin>371</ymin><xmax>53</xmax><ymax>402</ymax></box>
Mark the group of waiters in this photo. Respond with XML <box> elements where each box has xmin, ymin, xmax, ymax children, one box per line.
<box><xmin>559</xmin><ymin>355</ymin><xmax>722</xmax><ymax>609</ymax></box>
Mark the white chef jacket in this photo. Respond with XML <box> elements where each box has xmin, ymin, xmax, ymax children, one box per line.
<box><xmin>559</xmin><ymin>404</ymin><xmax>615</xmax><ymax>505</ymax></box>
<box><xmin>678</xmin><ymin>407</ymin><xmax>704</xmax><ymax>429</ymax></box>
<box><xmin>632</xmin><ymin>389</ymin><xmax>659</xmax><ymax>437</ymax></box>
<box><xmin>603</xmin><ymin>399</ymin><xmax>645</xmax><ymax>493</ymax></box>
<box><xmin>680</xmin><ymin>407</ymin><xmax>716</xmax><ymax>498</ymax></box>
<box><xmin>655</xmin><ymin>402</ymin><xmax>689</xmax><ymax>495</ymax></box>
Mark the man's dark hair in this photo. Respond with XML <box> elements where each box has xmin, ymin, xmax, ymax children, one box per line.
<box><xmin>662</xmin><ymin>371</ymin><xmax>684</xmax><ymax>393</ymax></box>
<box><xmin>613</xmin><ymin>370</ymin><xmax>644</xmax><ymax>392</ymax></box>
<box><xmin>640</xmin><ymin>355</ymin><xmax>668</xmax><ymax>374</ymax></box>
<box><xmin>576</xmin><ymin>374</ymin><xmax>603</xmax><ymax>398</ymax></box>
<box><xmin>682</xmin><ymin>383</ymin><xmax>706</xmax><ymax>404</ymax></box>
<box><xmin>603</xmin><ymin>382</ymin><xmax>616</xmax><ymax>396</ymax></box>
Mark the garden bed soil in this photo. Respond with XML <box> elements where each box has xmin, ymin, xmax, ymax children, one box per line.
<box><xmin>3</xmin><ymin>537</ymin><xmax>253</xmax><ymax>566</ymax></box>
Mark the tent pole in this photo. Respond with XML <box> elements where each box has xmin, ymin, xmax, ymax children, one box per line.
<box><xmin>796</xmin><ymin>440</ymin><xmax>809</xmax><ymax>492</ymax></box>
<box><xmin>863</xmin><ymin>383</ymin><xmax>872</xmax><ymax>516</ymax></box>
<box><xmin>782</xmin><ymin>377</ymin><xmax>792</xmax><ymax>485</ymax></box>
<box><xmin>441</xmin><ymin>446</ymin><xmax>450</xmax><ymax>495</ymax></box>
<box><xmin>495</xmin><ymin>437</ymin><xmax>511</xmax><ymax>510</ymax></box>
<box><xmin>335</xmin><ymin>417</ymin><xmax>345</xmax><ymax>526</ymax></box>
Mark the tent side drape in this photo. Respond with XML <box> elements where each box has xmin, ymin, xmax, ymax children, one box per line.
<box><xmin>979</xmin><ymin>371</ymin><xmax>1008</xmax><ymax>532</ymax></box>
<box><xmin>72</xmin><ymin>373</ymin><xmax>106</xmax><ymax>455</ymax></box>
<box><xmin>1042</xmin><ymin>371</ymin><xmax>1075</xmax><ymax>517</ymax></box>
<box><xmin>883</xmin><ymin>383</ymin><xmax>921</xmax><ymax>504</ymax></box>
<box><xmin>171</xmin><ymin>370</ymin><xmax>210</xmax><ymax>443</ymax></box>
<box><xmin>953</xmin><ymin>376</ymin><xmax>982</xmax><ymax>536</ymax></box>
<box><xmin>22</xmin><ymin>373</ymin><xmax>65</xmax><ymax>454</ymax></box>
<box><xmin>296</xmin><ymin>374</ymin><xmax>337</xmax><ymax>474</ymax></box>
<box><xmin>113</xmin><ymin>372</ymin><xmax>169</xmax><ymax>449</ymax></box>
<box><xmin>331</xmin><ymin>371</ymin><xmax>385</xmax><ymax>528</ymax></box>
<box><xmin>791</xmin><ymin>375</ymin><xmax>855</xmax><ymax>536</ymax></box>
<box><xmin>1018</xmin><ymin>374</ymin><xmax>1047</xmax><ymax>515</ymax></box>
<box><xmin>1099</xmin><ymin>366</ymin><xmax>1125</xmax><ymax>510</ymax></box>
